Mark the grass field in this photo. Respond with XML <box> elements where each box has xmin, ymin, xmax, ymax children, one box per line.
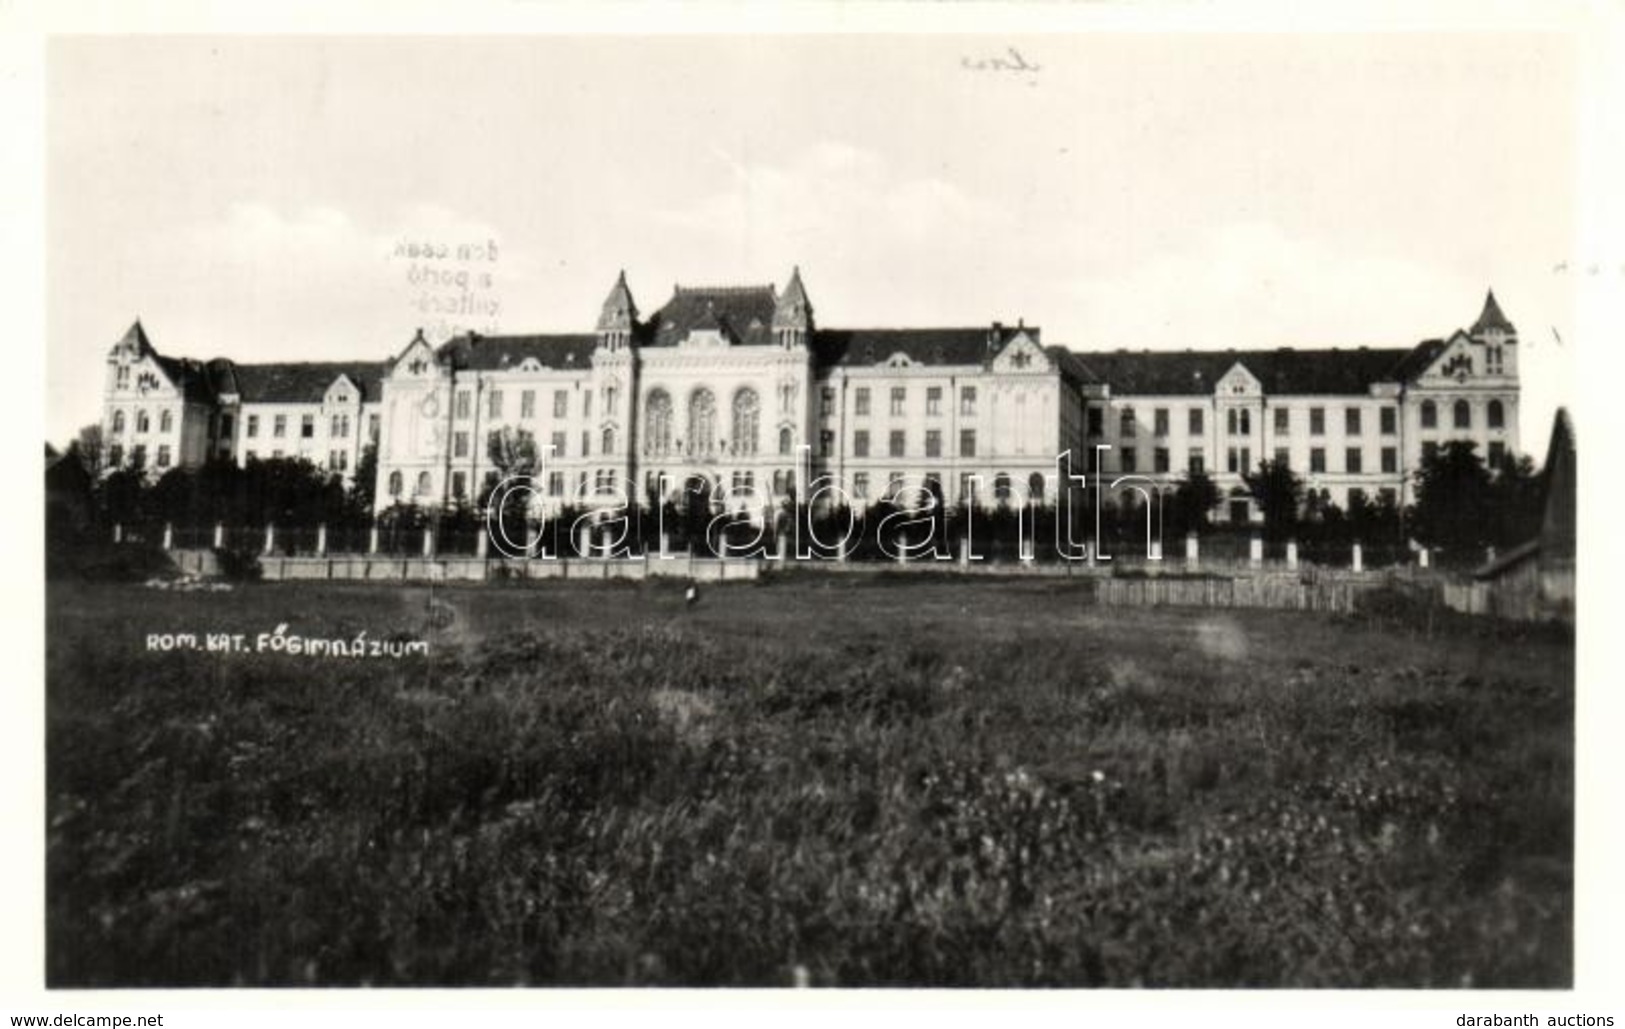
<box><xmin>45</xmin><ymin>574</ymin><xmax>1573</xmax><ymax>987</ymax></box>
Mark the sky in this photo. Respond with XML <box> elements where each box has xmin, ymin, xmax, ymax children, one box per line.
<box><xmin>46</xmin><ymin>33</ymin><xmax>1584</xmax><ymax>455</ymax></box>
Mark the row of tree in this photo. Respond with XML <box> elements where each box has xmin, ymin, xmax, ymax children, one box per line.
<box><xmin>63</xmin><ymin>430</ymin><xmax>1545</xmax><ymax>562</ymax></box>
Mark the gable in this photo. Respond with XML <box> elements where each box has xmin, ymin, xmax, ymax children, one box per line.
<box><xmin>390</xmin><ymin>337</ymin><xmax>439</xmax><ymax>379</ymax></box>
<box><xmin>1416</xmin><ymin>331</ymin><xmax>1478</xmax><ymax>384</ymax></box>
<box><xmin>991</xmin><ymin>331</ymin><xmax>1052</xmax><ymax>373</ymax></box>
<box><xmin>1216</xmin><ymin>361</ymin><xmax>1262</xmax><ymax>397</ymax></box>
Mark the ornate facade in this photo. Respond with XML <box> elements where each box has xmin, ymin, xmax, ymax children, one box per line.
<box><xmin>99</xmin><ymin>270</ymin><xmax>1521</xmax><ymax>524</ymax></box>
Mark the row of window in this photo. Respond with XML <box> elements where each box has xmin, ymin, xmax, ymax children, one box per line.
<box><xmin>453</xmin><ymin>386</ymin><xmax>620</xmax><ymax>422</ymax></box>
<box><xmin>1099</xmin><ymin>440</ymin><xmax>1508</xmax><ymax>476</ymax></box>
<box><xmin>849</xmin><ymin>428</ymin><xmax>979</xmax><ymax>459</ymax></box>
<box><xmin>841</xmin><ymin>385</ymin><xmax>981</xmax><ymax>418</ymax></box>
<box><xmin>106</xmin><ymin>443</ymin><xmax>170</xmax><ymax>469</ymax></box>
<box><xmin>108</xmin><ymin>409</ymin><xmax>173</xmax><ymax>435</ymax></box>
<box><xmin>1086</xmin><ymin>399</ymin><xmax>1508</xmax><ymax>438</ymax></box>
<box><xmin>451</xmin><ymin>427</ymin><xmax>621</xmax><ymax>461</ymax></box>
<box><xmin>242</xmin><ymin>412</ymin><xmax>380</xmax><ymax>441</ymax></box>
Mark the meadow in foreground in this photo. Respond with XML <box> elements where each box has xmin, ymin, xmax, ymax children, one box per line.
<box><xmin>46</xmin><ymin>575</ymin><xmax>1572</xmax><ymax>987</ymax></box>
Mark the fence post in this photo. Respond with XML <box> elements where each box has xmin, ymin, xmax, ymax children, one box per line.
<box><xmin>838</xmin><ymin>532</ymin><xmax>849</xmax><ymax>564</ymax></box>
<box><xmin>316</xmin><ymin>523</ymin><xmax>327</xmax><ymax>557</ymax></box>
<box><xmin>660</xmin><ymin>532</ymin><xmax>671</xmax><ymax>559</ymax></box>
<box><xmin>162</xmin><ymin>523</ymin><xmax>173</xmax><ymax>550</ymax></box>
<box><xmin>896</xmin><ymin>532</ymin><xmax>908</xmax><ymax>566</ymax></box>
<box><xmin>1351</xmin><ymin>541</ymin><xmax>1363</xmax><ymax>573</ymax></box>
<box><xmin>577</xmin><ymin>525</ymin><xmax>591</xmax><ymax>559</ymax></box>
<box><xmin>1286</xmin><ymin>539</ymin><xmax>1298</xmax><ymax>570</ymax></box>
<box><xmin>263</xmin><ymin>524</ymin><xmax>275</xmax><ymax>556</ymax></box>
<box><xmin>369</xmin><ymin>525</ymin><xmax>380</xmax><ymax>555</ymax></box>
<box><xmin>113</xmin><ymin>523</ymin><xmax>122</xmax><ymax>544</ymax></box>
<box><xmin>1249</xmin><ymin>534</ymin><xmax>1263</xmax><ymax>569</ymax></box>
<box><xmin>959</xmin><ymin>537</ymin><xmax>971</xmax><ymax>569</ymax></box>
<box><xmin>476</xmin><ymin>527</ymin><xmax>488</xmax><ymax>559</ymax></box>
<box><xmin>1185</xmin><ymin>532</ymin><xmax>1198</xmax><ymax>571</ymax></box>
<box><xmin>1418</xmin><ymin>546</ymin><xmax>1430</xmax><ymax>569</ymax></box>
<box><xmin>775</xmin><ymin>534</ymin><xmax>787</xmax><ymax>562</ymax></box>
<box><xmin>600</xmin><ymin>533</ymin><xmax>613</xmax><ymax>560</ymax></box>
<box><xmin>213</xmin><ymin>522</ymin><xmax>224</xmax><ymax>549</ymax></box>
<box><xmin>422</xmin><ymin>525</ymin><xmax>434</xmax><ymax>558</ymax></box>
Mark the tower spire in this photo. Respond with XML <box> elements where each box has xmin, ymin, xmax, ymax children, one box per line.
<box><xmin>772</xmin><ymin>265</ymin><xmax>813</xmax><ymax>346</ymax></box>
<box><xmin>1471</xmin><ymin>288</ymin><xmax>1515</xmax><ymax>337</ymax></box>
<box><xmin>595</xmin><ymin>270</ymin><xmax>638</xmax><ymax>350</ymax></box>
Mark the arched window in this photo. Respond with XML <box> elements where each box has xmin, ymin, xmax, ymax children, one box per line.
<box><xmin>688</xmin><ymin>388</ymin><xmax>717</xmax><ymax>455</ymax></box>
<box><xmin>645</xmin><ymin>389</ymin><xmax>673</xmax><ymax>454</ymax></box>
<box><xmin>1420</xmin><ymin>400</ymin><xmax>1437</xmax><ymax>429</ymax></box>
<box><xmin>778</xmin><ymin>426</ymin><xmax>793</xmax><ymax>456</ymax></box>
<box><xmin>1453</xmin><ymin>399</ymin><xmax>1471</xmax><ymax>429</ymax></box>
<box><xmin>159</xmin><ymin>409</ymin><xmax>172</xmax><ymax>433</ymax></box>
<box><xmin>602</xmin><ymin>426</ymin><xmax>616</xmax><ymax>455</ymax></box>
<box><xmin>111</xmin><ymin>410</ymin><xmax>125</xmax><ymax>434</ymax></box>
<box><xmin>732</xmin><ymin>389</ymin><xmax>760</xmax><ymax>455</ymax></box>
<box><xmin>994</xmin><ymin>472</ymin><xmax>1012</xmax><ymax>503</ymax></box>
<box><xmin>136</xmin><ymin>409</ymin><xmax>150</xmax><ymax>433</ymax></box>
<box><xmin>415</xmin><ymin>471</ymin><xmax>432</xmax><ymax>496</ymax></box>
<box><xmin>1028</xmin><ymin>472</ymin><xmax>1046</xmax><ymax>503</ymax></box>
<box><xmin>1487</xmin><ymin>399</ymin><xmax>1504</xmax><ymax>429</ymax></box>
<box><xmin>388</xmin><ymin>470</ymin><xmax>403</xmax><ymax>497</ymax></box>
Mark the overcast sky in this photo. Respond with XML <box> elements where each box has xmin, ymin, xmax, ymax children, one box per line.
<box><xmin>46</xmin><ymin>33</ymin><xmax>1582</xmax><ymax>452</ymax></box>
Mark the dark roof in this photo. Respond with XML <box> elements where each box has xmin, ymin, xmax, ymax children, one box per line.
<box><xmin>813</xmin><ymin>326</ymin><xmax>1036</xmax><ymax>368</ymax></box>
<box><xmin>152</xmin><ymin>354</ymin><xmax>226</xmax><ymax>404</ymax></box>
<box><xmin>1067</xmin><ymin>346</ymin><xmax>1416</xmax><ymax>396</ymax></box>
<box><xmin>438</xmin><ymin>333</ymin><xmax>598</xmax><ymax>372</ymax></box>
<box><xmin>1388</xmin><ymin>338</ymin><xmax>1451</xmax><ymax>382</ymax></box>
<box><xmin>230</xmin><ymin>361</ymin><xmax>387</xmax><ymax>403</ymax></box>
<box><xmin>1471</xmin><ymin>289</ymin><xmax>1516</xmax><ymax>336</ymax></box>
<box><xmin>646</xmin><ymin>286</ymin><xmax>778</xmax><ymax>347</ymax></box>
<box><xmin>1473</xmin><ymin>537</ymin><xmax>1541</xmax><ymax>580</ymax></box>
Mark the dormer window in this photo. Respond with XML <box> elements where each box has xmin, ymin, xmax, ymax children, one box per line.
<box><xmin>116</xmin><ymin>366</ymin><xmax>130</xmax><ymax>389</ymax></box>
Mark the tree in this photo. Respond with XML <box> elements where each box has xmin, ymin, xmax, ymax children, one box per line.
<box><xmin>1487</xmin><ymin>453</ymin><xmax>1543</xmax><ymax>548</ymax></box>
<box><xmin>1242</xmin><ymin>460</ymin><xmax>1304</xmax><ymax>542</ymax></box>
<box><xmin>75</xmin><ymin>423</ymin><xmax>105</xmax><ymax>477</ymax></box>
<box><xmin>345</xmin><ymin>443</ymin><xmax>379</xmax><ymax>527</ymax></box>
<box><xmin>1409</xmin><ymin>441</ymin><xmax>1494</xmax><ymax>555</ymax></box>
<box><xmin>1167</xmin><ymin>469</ymin><xmax>1220</xmax><ymax>537</ymax></box>
<box><xmin>483</xmin><ymin>427</ymin><xmax>544</xmax><ymax>551</ymax></box>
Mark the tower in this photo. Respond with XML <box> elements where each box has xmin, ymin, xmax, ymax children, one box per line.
<box><xmin>1469</xmin><ymin>288</ymin><xmax>1517</xmax><ymax>379</ymax></box>
<box><xmin>596</xmin><ymin>270</ymin><xmax>638</xmax><ymax>352</ymax></box>
<box><xmin>772</xmin><ymin>266</ymin><xmax>813</xmax><ymax>349</ymax></box>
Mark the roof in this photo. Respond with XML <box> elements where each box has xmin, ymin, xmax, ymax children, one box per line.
<box><xmin>230</xmin><ymin>361</ymin><xmax>387</xmax><ymax>403</ymax></box>
<box><xmin>438</xmin><ymin>333</ymin><xmax>598</xmax><ymax>372</ymax></box>
<box><xmin>1068</xmin><ymin>346</ymin><xmax>1413</xmax><ymax>396</ymax></box>
<box><xmin>1474</xmin><ymin>537</ymin><xmax>1541</xmax><ymax>580</ymax></box>
<box><xmin>813</xmin><ymin>325</ymin><xmax>1037</xmax><ymax>369</ymax></box>
<box><xmin>646</xmin><ymin>286</ymin><xmax>779</xmax><ymax>347</ymax></box>
<box><xmin>1471</xmin><ymin>290</ymin><xmax>1516</xmax><ymax>336</ymax></box>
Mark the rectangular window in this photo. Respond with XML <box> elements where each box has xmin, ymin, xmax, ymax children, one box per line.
<box><xmin>1121</xmin><ymin>448</ymin><xmax>1138</xmax><ymax>473</ymax></box>
<box><xmin>451</xmin><ymin>471</ymin><xmax>467</xmax><ymax>500</ymax></box>
<box><xmin>1154</xmin><ymin>408</ymin><xmax>1169</xmax><ymax>436</ymax></box>
<box><xmin>960</xmin><ymin>429</ymin><xmax>977</xmax><ymax>458</ymax></box>
<box><xmin>548</xmin><ymin>471</ymin><xmax>564</xmax><ymax>497</ymax></box>
<box><xmin>854</xmin><ymin>430</ymin><xmax>870</xmax><ymax>458</ymax></box>
<box><xmin>925</xmin><ymin>430</ymin><xmax>942</xmax><ymax>458</ymax></box>
<box><xmin>1350</xmin><ymin>487</ymin><xmax>1367</xmax><ymax>511</ymax></box>
<box><xmin>1120</xmin><ymin>408</ymin><xmax>1137</xmax><ymax>438</ymax></box>
<box><xmin>1226</xmin><ymin>409</ymin><xmax>1251</xmax><ymax>436</ymax></box>
<box><xmin>549</xmin><ymin>390</ymin><xmax>565</xmax><ymax>418</ymax></box>
<box><xmin>1346</xmin><ymin>448</ymin><xmax>1363</xmax><ymax>474</ymax></box>
<box><xmin>1226</xmin><ymin>447</ymin><xmax>1238</xmax><ymax>473</ymax></box>
<box><xmin>1345</xmin><ymin>407</ymin><xmax>1362</xmax><ymax>435</ymax></box>
<box><xmin>820</xmin><ymin>430</ymin><xmax>835</xmax><ymax>457</ymax></box>
<box><xmin>581</xmin><ymin>431</ymin><xmax>590</xmax><ymax>457</ymax></box>
<box><xmin>489</xmin><ymin>390</ymin><xmax>503</xmax><ymax>419</ymax></box>
<box><xmin>854</xmin><ymin>388</ymin><xmax>871</xmax><ymax>416</ymax></box>
<box><xmin>1087</xmin><ymin>408</ymin><xmax>1103</xmax><ymax>437</ymax></box>
<box><xmin>853</xmin><ymin>472</ymin><xmax>870</xmax><ymax>500</ymax></box>
<box><xmin>1274</xmin><ymin>407</ymin><xmax>1289</xmax><ymax>434</ymax></box>
<box><xmin>550</xmin><ymin>431</ymin><xmax>566</xmax><ymax>457</ymax></box>
<box><xmin>1188</xmin><ymin>449</ymin><xmax>1205</xmax><ymax>475</ymax></box>
<box><xmin>273</xmin><ymin>415</ymin><xmax>286</xmax><ymax>438</ymax></box>
<box><xmin>889</xmin><ymin>430</ymin><xmax>905</xmax><ymax>458</ymax></box>
<box><xmin>301</xmin><ymin>414</ymin><xmax>315</xmax><ymax>439</ymax></box>
<box><xmin>456</xmin><ymin>391</ymin><xmax>471</xmax><ymax>420</ymax></box>
<box><xmin>368</xmin><ymin>414</ymin><xmax>380</xmax><ymax>441</ymax></box>
<box><xmin>961</xmin><ymin>386</ymin><xmax>977</xmax><ymax>416</ymax></box>
<box><xmin>329</xmin><ymin>414</ymin><xmax>344</xmax><ymax>438</ymax></box>
<box><xmin>1274</xmin><ymin>447</ymin><xmax>1290</xmax><ymax>468</ymax></box>
<box><xmin>246</xmin><ymin>415</ymin><xmax>259</xmax><ymax>438</ymax></box>
<box><xmin>1421</xmin><ymin>403</ymin><xmax>1438</xmax><ymax>429</ymax></box>
<box><xmin>822</xmin><ymin>387</ymin><xmax>836</xmax><ymax>415</ymax></box>
<box><xmin>132</xmin><ymin>444</ymin><xmax>147</xmax><ymax>466</ymax></box>
<box><xmin>1154</xmin><ymin>447</ymin><xmax>1170</xmax><ymax>473</ymax></box>
<box><xmin>488</xmin><ymin>430</ymin><xmax>502</xmax><ymax>455</ymax></box>
<box><xmin>890</xmin><ymin>387</ymin><xmax>906</xmax><ymax>416</ymax></box>
<box><xmin>926</xmin><ymin>386</ymin><xmax>942</xmax><ymax>416</ymax></box>
<box><xmin>453</xmin><ymin>431</ymin><xmax>469</xmax><ymax>458</ymax></box>
<box><xmin>1189</xmin><ymin>408</ymin><xmax>1204</xmax><ymax>435</ymax></box>
<box><xmin>521</xmin><ymin>390</ymin><xmax>536</xmax><ymax>419</ymax></box>
<box><xmin>156</xmin><ymin>445</ymin><xmax>171</xmax><ymax>469</ymax></box>
<box><xmin>1310</xmin><ymin>447</ymin><xmax>1326</xmax><ymax>473</ymax></box>
<box><xmin>1310</xmin><ymin>407</ymin><xmax>1325</xmax><ymax>435</ymax></box>
<box><xmin>1381</xmin><ymin>407</ymin><xmax>1397</xmax><ymax>434</ymax></box>
<box><xmin>330</xmin><ymin>450</ymin><xmax>348</xmax><ymax>472</ymax></box>
<box><xmin>583</xmin><ymin>391</ymin><xmax>592</xmax><ymax>418</ymax></box>
<box><xmin>1381</xmin><ymin>447</ymin><xmax>1397</xmax><ymax>473</ymax></box>
<box><xmin>1488</xmin><ymin>441</ymin><xmax>1506</xmax><ymax>468</ymax></box>
<box><xmin>109</xmin><ymin>443</ymin><xmax>123</xmax><ymax>466</ymax></box>
<box><xmin>1423</xmin><ymin>441</ymin><xmax>1439</xmax><ymax>462</ymax></box>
